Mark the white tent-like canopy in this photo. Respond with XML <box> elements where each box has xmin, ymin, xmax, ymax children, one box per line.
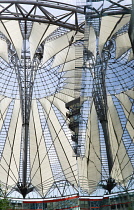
<box><xmin>0</xmin><ymin>0</ymin><xmax>133</xmax><ymax>199</ymax></box>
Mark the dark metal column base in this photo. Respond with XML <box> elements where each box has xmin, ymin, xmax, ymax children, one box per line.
<box><xmin>15</xmin><ymin>183</ymin><xmax>34</xmax><ymax>198</ymax></box>
<box><xmin>100</xmin><ymin>177</ymin><xmax>117</xmax><ymax>194</ymax></box>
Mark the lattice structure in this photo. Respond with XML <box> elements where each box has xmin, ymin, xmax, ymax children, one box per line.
<box><xmin>0</xmin><ymin>0</ymin><xmax>133</xmax><ymax>200</ymax></box>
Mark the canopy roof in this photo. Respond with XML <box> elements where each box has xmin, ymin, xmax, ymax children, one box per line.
<box><xmin>0</xmin><ymin>0</ymin><xmax>133</xmax><ymax>199</ymax></box>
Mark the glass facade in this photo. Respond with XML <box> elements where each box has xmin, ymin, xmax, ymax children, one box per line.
<box><xmin>10</xmin><ymin>193</ymin><xmax>134</xmax><ymax>210</ymax></box>
<box><xmin>23</xmin><ymin>196</ymin><xmax>80</xmax><ymax>210</ymax></box>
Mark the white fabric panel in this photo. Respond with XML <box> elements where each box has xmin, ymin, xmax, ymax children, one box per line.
<box><xmin>128</xmin><ymin>49</ymin><xmax>134</xmax><ymax>62</ymax></box>
<box><xmin>0</xmin><ymin>21</ymin><xmax>10</xmax><ymax>40</ymax></box>
<box><xmin>30</xmin><ymin>100</ymin><xmax>54</xmax><ymax>196</ymax></box>
<box><xmin>58</xmin><ymin>58</ymin><xmax>83</xmax><ymax>72</ymax></box>
<box><xmin>29</xmin><ymin>22</ymin><xmax>49</xmax><ymax>60</ymax></box>
<box><xmin>63</xmin><ymin>70</ymin><xmax>81</xmax><ymax>86</ymax></box>
<box><xmin>0</xmin><ymin>95</ymin><xmax>4</xmax><ymax>101</ymax></box>
<box><xmin>63</xmin><ymin>83</ymin><xmax>75</xmax><ymax>90</ymax></box>
<box><xmin>51</xmin><ymin>46</ymin><xmax>75</xmax><ymax>68</ymax></box>
<box><xmin>113</xmin><ymin>14</ymin><xmax>130</xmax><ymax>34</ymax></box>
<box><xmin>63</xmin><ymin>70</ymin><xmax>75</xmax><ymax>78</ymax></box>
<box><xmin>40</xmin><ymin>98</ymin><xmax>78</xmax><ymax>187</ymax></box>
<box><xmin>99</xmin><ymin>15</ymin><xmax>122</xmax><ymax>53</ymax></box>
<box><xmin>107</xmin><ymin>98</ymin><xmax>133</xmax><ymax>182</ymax></box>
<box><xmin>78</xmin><ymin>157</ymin><xmax>90</xmax><ymax>193</ymax></box>
<box><xmin>99</xmin><ymin>14</ymin><xmax>130</xmax><ymax>53</ymax></box>
<box><xmin>65</xmin><ymin>77</ymin><xmax>76</xmax><ymax>84</ymax></box>
<box><xmin>108</xmin><ymin>112</ymin><xmax>123</xmax><ymax>181</ymax></box>
<box><xmin>87</xmin><ymin>102</ymin><xmax>101</xmax><ymax>192</ymax></box>
<box><xmin>0</xmin><ymin>100</ymin><xmax>21</xmax><ymax>186</ymax></box>
<box><xmin>109</xmin><ymin>115</ymin><xmax>133</xmax><ymax>183</ymax></box>
<box><xmin>0</xmin><ymin>97</ymin><xmax>12</xmax><ymax>132</ymax></box>
<box><xmin>2</xmin><ymin>20</ymin><xmax>23</xmax><ymax>59</ymax></box>
<box><xmin>116</xmin><ymin>93</ymin><xmax>134</xmax><ymax>141</ymax></box>
<box><xmin>88</xmin><ymin>26</ymin><xmax>96</xmax><ymax>58</ymax></box>
<box><xmin>60</xmin><ymin>83</ymin><xmax>75</xmax><ymax>94</ymax></box>
<box><xmin>54</xmin><ymin>92</ymin><xmax>74</xmax><ymax>103</ymax></box>
<box><xmin>60</xmin><ymin>82</ymin><xmax>81</xmax><ymax>98</ymax></box>
<box><xmin>29</xmin><ymin>111</ymin><xmax>42</xmax><ymax>195</ymax></box>
<box><xmin>116</xmin><ymin>33</ymin><xmax>131</xmax><ymax>58</ymax></box>
<box><xmin>41</xmin><ymin>24</ymin><xmax>58</xmax><ymax>43</ymax></box>
<box><xmin>116</xmin><ymin>140</ymin><xmax>133</xmax><ymax>184</ymax></box>
<box><xmin>8</xmin><ymin>104</ymin><xmax>22</xmax><ymax>188</ymax></box>
<box><xmin>58</xmin><ymin>60</ymin><xmax>75</xmax><ymax>72</ymax></box>
<box><xmin>29</xmin><ymin>23</ymin><xmax>58</xmax><ymax>60</ymax></box>
<box><xmin>0</xmin><ymin>39</ymin><xmax>8</xmax><ymax>62</ymax></box>
<box><xmin>43</xmin><ymin>31</ymin><xmax>76</xmax><ymax>64</ymax></box>
<box><xmin>125</xmin><ymin>89</ymin><xmax>134</xmax><ymax>99</ymax></box>
<box><xmin>47</xmin><ymin>96</ymin><xmax>67</xmax><ymax>118</ymax></box>
<box><xmin>85</xmin><ymin>109</ymin><xmax>90</xmax><ymax>159</ymax></box>
<box><xmin>107</xmin><ymin>95</ymin><xmax>123</xmax><ymax>142</ymax></box>
<box><xmin>59</xmin><ymin>87</ymin><xmax>75</xmax><ymax>98</ymax></box>
<box><xmin>116</xmin><ymin>93</ymin><xmax>132</xmax><ymax>114</ymax></box>
<box><xmin>78</xmin><ymin>102</ymin><xmax>101</xmax><ymax>194</ymax></box>
<box><xmin>126</xmin><ymin>112</ymin><xmax>134</xmax><ymax>140</ymax></box>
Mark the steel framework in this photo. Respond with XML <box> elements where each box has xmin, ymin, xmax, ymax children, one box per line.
<box><xmin>0</xmin><ymin>0</ymin><xmax>133</xmax><ymax>199</ymax></box>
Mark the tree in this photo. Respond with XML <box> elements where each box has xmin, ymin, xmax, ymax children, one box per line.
<box><xmin>0</xmin><ymin>198</ymin><xmax>12</xmax><ymax>210</ymax></box>
<box><xmin>0</xmin><ymin>185</ymin><xmax>14</xmax><ymax>210</ymax></box>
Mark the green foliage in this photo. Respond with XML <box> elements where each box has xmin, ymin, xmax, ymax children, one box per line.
<box><xmin>128</xmin><ymin>206</ymin><xmax>133</xmax><ymax>210</ymax></box>
<box><xmin>0</xmin><ymin>184</ymin><xmax>14</xmax><ymax>210</ymax></box>
<box><xmin>0</xmin><ymin>198</ymin><xmax>12</xmax><ymax>210</ymax></box>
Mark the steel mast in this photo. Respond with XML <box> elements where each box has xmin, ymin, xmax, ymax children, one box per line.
<box><xmin>2</xmin><ymin>1</ymin><xmax>84</xmax><ymax>198</ymax></box>
<box><xmin>84</xmin><ymin>0</ymin><xmax>133</xmax><ymax>194</ymax></box>
<box><xmin>13</xmin><ymin>21</ymin><xmax>42</xmax><ymax>198</ymax></box>
<box><xmin>84</xmin><ymin>0</ymin><xmax>116</xmax><ymax>193</ymax></box>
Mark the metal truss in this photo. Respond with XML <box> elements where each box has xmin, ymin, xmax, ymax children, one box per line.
<box><xmin>0</xmin><ymin>0</ymin><xmax>131</xmax><ymax>35</ymax></box>
<box><xmin>0</xmin><ymin>0</ymin><xmax>86</xmax><ymax>198</ymax></box>
<box><xmin>0</xmin><ymin>1</ymin><xmax>85</xmax><ymax>34</ymax></box>
<box><xmin>0</xmin><ymin>0</ymin><xmax>133</xmax><ymax>199</ymax></box>
<box><xmin>93</xmin><ymin>45</ymin><xmax>113</xmax><ymax>175</ymax></box>
<box><xmin>10</xmin><ymin>45</ymin><xmax>42</xmax><ymax>198</ymax></box>
<box><xmin>82</xmin><ymin>0</ymin><xmax>133</xmax><ymax>194</ymax></box>
<box><xmin>45</xmin><ymin>180</ymin><xmax>78</xmax><ymax>198</ymax></box>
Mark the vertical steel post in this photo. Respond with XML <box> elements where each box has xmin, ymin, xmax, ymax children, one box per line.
<box><xmin>93</xmin><ymin>58</ymin><xmax>114</xmax><ymax>175</ymax></box>
<box><xmin>22</xmin><ymin>20</ymin><xmax>28</xmax><ymax>187</ymax></box>
<box><xmin>13</xmin><ymin>21</ymin><xmax>41</xmax><ymax>197</ymax></box>
<box><xmin>85</xmin><ymin>0</ymin><xmax>114</xmax><ymax>175</ymax></box>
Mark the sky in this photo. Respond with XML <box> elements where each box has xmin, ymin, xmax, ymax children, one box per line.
<box><xmin>56</xmin><ymin>0</ymin><xmax>76</xmax><ymax>4</ymax></box>
<box><xmin>56</xmin><ymin>0</ymin><xmax>131</xmax><ymax>6</ymax></box>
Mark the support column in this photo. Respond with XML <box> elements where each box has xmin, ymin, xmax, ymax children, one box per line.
<box><xmin>13</xmin><ymin>21</ymin><xmax>42</xmax><ymax>198</ymax></box>
<box><xmin>84</xmin><ymin>0</ymin><xmax>116</xmax><ymax>193</ymax></box>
